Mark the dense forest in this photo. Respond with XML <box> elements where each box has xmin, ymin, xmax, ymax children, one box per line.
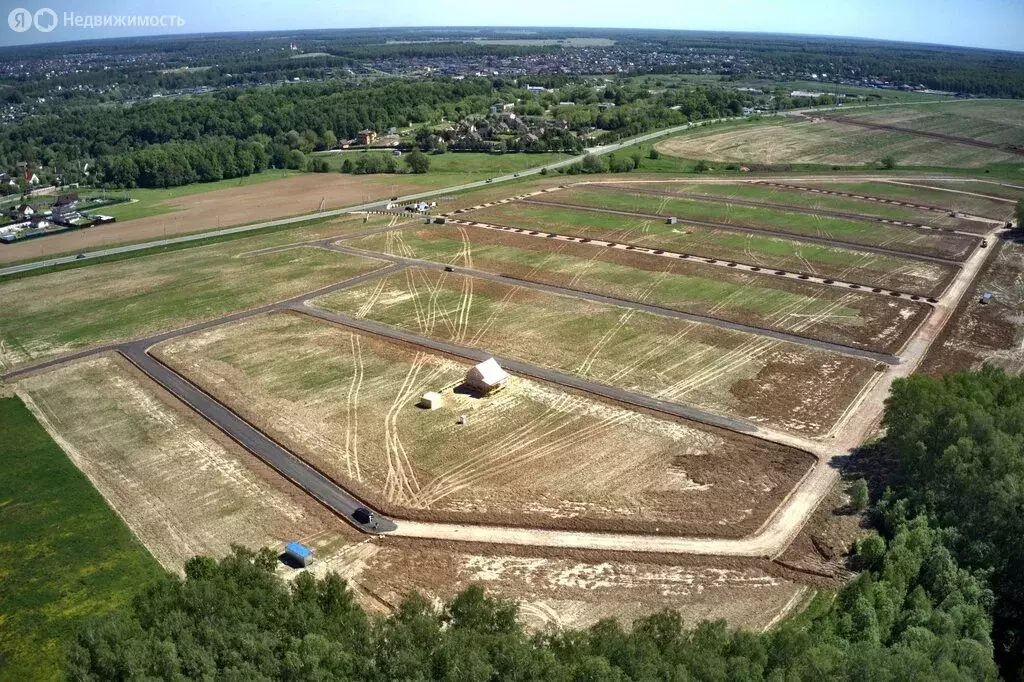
<box><xmin>0</xmin><ymin>78</ymin><xmax>745</xmax><ymax>188</ymax></box>
<box><xmin>880</xmin><ymin>366</ymin><xmax>1024</xmax><ymax>678</ymax></box>
<box><xmin>65</xmin><ymin>365</ymin><xmax>1024</xmax><ymax>680</ymax></box>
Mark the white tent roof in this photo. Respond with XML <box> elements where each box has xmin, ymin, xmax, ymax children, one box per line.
<box><xmin>468</xmin><ymin>358</ymin><xmax>508</xmax><ymax>386</ymax></box>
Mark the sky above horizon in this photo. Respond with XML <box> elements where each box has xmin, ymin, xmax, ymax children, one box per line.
<box><xmin>1</xmin><ymin>0</ymin><xmax>1021</xmax><ymax>52</ymax></box>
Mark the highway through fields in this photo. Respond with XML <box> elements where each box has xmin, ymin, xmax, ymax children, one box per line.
<box><xmin>0</xmin><ymin>118</ymin><xmax>736</xmax><ymax>278</ymax></box>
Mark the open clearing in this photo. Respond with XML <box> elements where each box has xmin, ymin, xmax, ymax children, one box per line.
<box><xmin>536</xmin><ymin>185</ymin><xmax>977</xmax><ymax>260</ymax></box>
<box><xmin>467</xmin><ymin>201</ymin><xmax>958</xmax><ymax>297</ymax></box>
<box><xmin>0</xmin><ymin>216</ymin><xmax>389</xmax><ymax>370</ymax></box>
<box><xmin>0</xmin><ymin>395</ymin><xmax>163</xmax><ymax>681</ymax></box>
<box><xmin>352</xmin><ymin>540</ymin><xmax>811</xmax><ymax>632</ymax></box>
<box><xmin>795</xmin><ymin>180</ymin><xmax>1018</xmax><ymax>222</ymax></box>
<box><xmin>350</xmin><ymin>224</ymin><xmax>929</xmax><ymax>354</ymax></box>
<box><xmin>0</xmin><ymin>172</ymin><xmax>447</xmax><ymax>264</ymax></box>
<box><xmin>654</xmin><ymin>117</ymin><xmax>1021</xmax><ymax>167</ymax></box>
<box><xmin>586</xmin><ymin>179</ymin><xmax>996</xmax><ymax>231</ymax></box>
<box><xmin>154</xmin><ymin>312</ymin><xmax>814</xmax><ymax>535</ymax></box>
<box><xmin>311</xmin><ymin>267</ymin><xmax>879</xmax><ymax>436</ymax></box>
<box><xmin>14</xmin><ymin>354</ymin><xmax>363</xmax><ymax>572</ymax></box>
<box><xmin>921</xmin><ymin>237</ymin><xmax>1024</xmax><ymax>376</ymax></box>
<box><xmin>825</xmin><ymin>100</ymin><xmax>1024</xmax><ymax>147</ymax></box>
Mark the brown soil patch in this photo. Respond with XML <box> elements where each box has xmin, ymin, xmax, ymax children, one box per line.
<box><xmin>919</xmin><ymin>235</ymin><xmax>1024</xmax><ymax>376</ymax></box>
<box><xmin>153</xmin><ymin>312</ymin><xmax>815</xmax><ymax>538</ymax></box>
<box><xmin>351</xmin><ymin>536</ymin><xmax>813</xmax><ymax>632</ymax></box>
<box><xmin>773</xmin><ymin>480</ymin><xmax>867</xmax><ymax>583</ymax></box>
<box><xmin>0</xmin><ymin>174</ymin><xmax>441</xmax><ymax>264</ymax></box>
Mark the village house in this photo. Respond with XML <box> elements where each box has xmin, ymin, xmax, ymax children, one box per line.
<box><xmin>465</xmin><ymin>358</ymin><xmax>509</xmax><ymax>395</ymax></box>
<box><xmin>356</xmin><ymin>129</ymin><xmax>377</xmax><ymax>146</ymax></box>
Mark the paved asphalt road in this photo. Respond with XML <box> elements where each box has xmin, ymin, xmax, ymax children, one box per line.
<box><xmin>121</xmin><ymin>342</ymin><xmax>396</xmax><ymax>534</ymax></box>
<box><xmin>520</xmin><ymin>198</ymin><xmax>969</xmax><ymax>267</ymax></box>
<box><xmin>0</xmin><ymin>119</ymin><xmax>732</xmax><ymax>278</ymax></box>
<box><xmin>325</xmin><ymin>242</ymin><xmax>900</xmax><ymax>365</ymax></box>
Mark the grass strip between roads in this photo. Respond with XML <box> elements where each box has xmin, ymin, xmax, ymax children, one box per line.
<box><xmin>0</xmin><ymin>396</ymin><xmax>164</xmax><ymax>681</ymax></box>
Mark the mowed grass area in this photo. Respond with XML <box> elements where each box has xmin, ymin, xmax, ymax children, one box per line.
<box><xmin>352</xmin><ymin>225</ymin><xmax>928</xmax><ymax>354</ymax></box>
<box><xmin>797</xmin><ymin>181</ymin><xmax>1017</xmax><ymax>221</ymax></box>
<box><xmin>827</xmin><ymin>100</ymin><xmax>1024</xmax><ymax>147</ymax></box>
<box><xmin>84</xmin><ymin>169</ymin><xmax>301</xmax><ymax>222</ymax></box>
<box><xmin>0</xmin><ymin>215</ymin><xmax>391</xmax><ymax>370</ymax></box>
<box><xmin>654</xmin><ymin>117</ymin><xmax>1021</xmax><ymax>168</ymax></box>
<box><xmin>155</xmin><ymin>312</ymin><xmax>812</xmax><ymax>534</ymax></box>
<box><xmin>311</xmin><ymin>267</ymin><xmax>878</xmax><ymax>436</ymax></box>
<box><xmin>538</xmin><ymin>185</ymin><xmax>976</xmax><ymax>260</ymax></box>
<box><xmin>313</xmin><ymin>150</ymin><xmax>574</xmax><ymax>176</ymax></box>
<box><xmin>607</xmin><ymin>180</ymin><xmax>994</xmax><ymax>231</ymax></box>
<box><xmin>914</xmin><ymin>180</ymin><xmax>1024</xmax><ymax>202</ymax></box>
<box><xmin>467</xmin><ymin>202</ymin><xmax>957</xmax><ymax>297</ymax></box>
<box><xmin>0</xmin><ymin>396</ymin><xmax>163</xmax><ymax>681</ymax></box>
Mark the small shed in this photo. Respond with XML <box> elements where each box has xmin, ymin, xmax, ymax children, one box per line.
<box><xmin>466</xmin><ymin>358</ymin><xmax>509</xmax><ymax>395</ymax></box>
<box><xmin>666</xmin><ymin>217</ymin><xmax>678</xmax><ymax>225</ymax></box>
<box><xmin>284</xmin><ymin>541</ymin><xmax>314</xmax><ymax>568</ymax></box>
<box><xmin>419</xmin><ymin>391</ymin><xmax>444</xmax><ymax>410</ymax></box>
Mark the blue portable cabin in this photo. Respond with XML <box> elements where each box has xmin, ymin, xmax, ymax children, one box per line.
<box><xmin>284</xmin><ymin>541</ymin><xmax>314</xmax><ymax>567</ymax></box>
<box><xmin>981</xmin><ymin>293</ymin><xmax>994</xmax><ymax>304</ymax></box>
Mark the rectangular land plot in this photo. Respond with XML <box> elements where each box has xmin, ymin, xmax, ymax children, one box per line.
<box><xmin>828</xmin><ymin>100</ymin><xmax>1024</xmax><ymax>147</ymax></box>
<box><xmin>310</xmin><ymin>267</ymin><xmax>879</xmax><ymax>436</ymax></box>
<box><xmin>466</xmin><ymin>202</ymin><xmax>958</xmax><ymax>297</ymax></box>
<box><xmin>598</xmin><ymin>180</ymin><xmax>994</xmax><ymax>232</ymax></box>
<box><xmin>14</xmin><ymin>354</ymin><xmax>360</xmax><ymax>573</ymax></box>
<box><xmin>0</xmin><ymin>217</ymin><xmax>390</xmax><ymax>370</ymax></box>
<box><xmin>153</xmin><ymin>312</ymin><xmax>815</xmax><ymax>536</ymax></box>
<box><xmin>350</xmin><ymin>225</ymin><xmax>929</xmax><ymax>354</ymax></box>
<box><xmin>797</xmin><ymin>180</ymin><xmax>1016</xmax><ymax>222</ymax></box>
<box><xmin>911</xmin><ymin>180</ymin><xmax>1024</xmax><ymax>202</ymax></box>
<box><xmin>653</xmin><ymin>118</ymin><xmax>1020</xmax><ymax>167</ymax></box>
<box><xmin>535</xmin><ymin>185</ymin><xmax>977</xmax><ymax>260</ymax></box>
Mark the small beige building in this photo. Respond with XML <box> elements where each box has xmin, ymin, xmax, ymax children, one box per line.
<box><xmin>419</xmin><ymin>391</ymin><xmax>444</xmax><ymax>410</ymax></box>
<box><xmin>465</xmin><ymin>358</ymin><xmax>509</xmax><ymax>395</ymax></box>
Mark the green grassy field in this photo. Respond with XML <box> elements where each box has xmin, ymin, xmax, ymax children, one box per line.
<box><xmin>352</xmin><ymin>225</ymin><xmax>927</xmax><ymax>353</ymax></box>
<box><xmin>311</xmin><ymin>267</ymin><xmax>877</xmax><ymax>436</ymax></box>
<box><xmin>609</xmin><ymin>180</ymin><xmax>988</xmax><ymax>230</ymax></box>
<box><xmin>829</xmin><ymin>100</ymin><xmax>1024</xmax><ymax>146</ymax></box>
<box><xmin>797</xmin><ymin>181</ymin><xmax>1017</xmax><ymax>221</ymax></box>
<box><xmin>539</xmin><ymin>185</ymin><xmax>975</xmax><ymax>260</ymax></box>
<box><xmin>467</xmin><ymin>202</ymin><xmax>956</xmax><ymax>297</ymax></box>
<box><xmin>313</xmin><ymin>150</ymin><xmax>574</xmax><ymax>176</ymax></box>
<box><xmin>84</xmin><ymin>169</ymin><xmax>301</xmax><ymax>222</ymax></box>
<box><xmin>0</xmin><ymin>217</ymin><xmax>390</xmax><ymax>370</ymax></box>
<box><xmin>0</xmin><ymin>396</ymin><xmax>163</xmax><ymax>681</ymax></box>
<box><xmin>914</xmin><ymin>180</ymin><xmax>1024</xmax><ymax>202</ymax></box>
<box><xmin>654</xmin><ymin>117</ymin><xmax>1021</xmax><ymax>168</ymax></box>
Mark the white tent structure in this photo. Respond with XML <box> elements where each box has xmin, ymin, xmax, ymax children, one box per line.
<box><xmin>465</xmin><ymin>358</ymin><xmax>509</xmax><ymax>395</ymax></box>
